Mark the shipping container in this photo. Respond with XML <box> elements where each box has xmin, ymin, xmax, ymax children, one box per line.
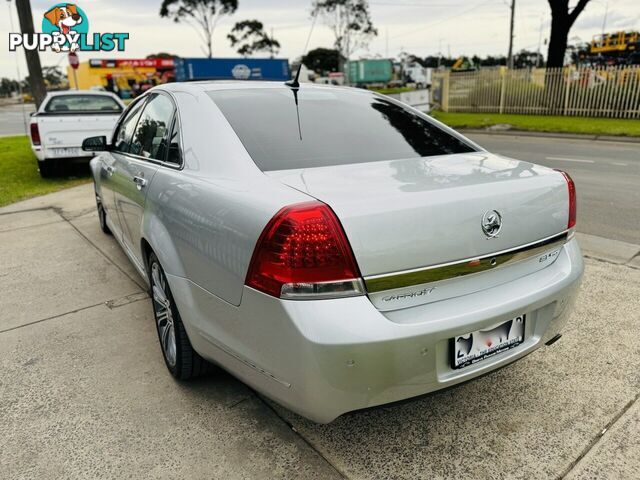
<box><xmin>174</xmin><ymin>58</ymin><xmax>290</xmax><ymax>82</ymax></box>
<box><xmin>346</xmin><ymin>59</ymin><xmax>393</xmax><ymax>84</ymax></box>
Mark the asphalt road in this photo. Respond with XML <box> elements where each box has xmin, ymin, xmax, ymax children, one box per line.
<box><xmin>467</xmin><ymin>133</ymin><xmax>640</xmax><ymax>245</ymax></box>
<box><xmin>0</xmin><ymin>103</ymin><xmax>34</xmax><ymax>136</ymax></box>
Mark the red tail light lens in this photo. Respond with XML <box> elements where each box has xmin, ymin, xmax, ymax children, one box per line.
<box><xmin>246</xmin><ymin>201</ymin><xmax>364</xmax><ymax>299</ymax></box>
<box><xmin>558</xmin><ymin>170</ymin><xmax>577</xmax><ymax>229</ymax></box>
<box><xmin>30</xmin><ymin>123</ymin><xmax>41</xmax><ymax>146</ymax></box>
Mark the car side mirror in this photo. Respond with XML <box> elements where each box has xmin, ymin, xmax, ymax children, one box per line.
<box><xmin>82</xmin><ymin>135</ymin><xmax>109</xmax><ymax>152</ymax></box>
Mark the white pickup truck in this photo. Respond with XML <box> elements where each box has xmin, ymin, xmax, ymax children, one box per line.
<box><xmin>29</xmin><ymin>90</ymin><xmax>125</xmax><ymax>177</ymax></box>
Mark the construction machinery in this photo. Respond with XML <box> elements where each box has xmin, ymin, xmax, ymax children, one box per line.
<box><xmin>579</xmin><ymin>31</ymin><xmax>640</xmax><ymax>65</ymax></box>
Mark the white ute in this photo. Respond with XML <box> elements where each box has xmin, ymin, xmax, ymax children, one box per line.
<box><xmin>29</xmin><ymin>90</ymin><xmax>124</xmax><ymax>177</ymax></box>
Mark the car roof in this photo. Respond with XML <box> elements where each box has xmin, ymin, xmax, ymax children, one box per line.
<box><xmin>46</xmin><ymin>90</ymin><xmax>119</xmax><ymax>97</ymax></box>
<box><xmin>158</xmin><ymin>81</ymin><xmax>372</xmax><ymax>96</ymax></box>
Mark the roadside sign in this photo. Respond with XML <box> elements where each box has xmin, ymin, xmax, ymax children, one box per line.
<box><xmin>69</xmin><ymin>52</ymin><xmax>80</xmax><ymax>89</ymax></box>
<box><xmin>69</xmin><ymin>52</ymin><xmax>79</xmax><ymax>70</ymax></box>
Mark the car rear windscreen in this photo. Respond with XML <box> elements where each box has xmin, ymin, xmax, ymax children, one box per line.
<box><xmin>208</xmin><ymin>88</ymin><xmax>476</xmax><ymax>171</ymax></box>
<box><xmin>44</xmin><ymin>95</ymin><xmax>122</xmax><ymax>113</ymax></box>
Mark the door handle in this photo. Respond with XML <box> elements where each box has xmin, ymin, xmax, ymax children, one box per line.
<box><xmin>104</xmin><ymin>165</ymin><xmax>115</xmax><ymax>176</ymax></box>
<box><xmin>133</xmin><ymin>175</ymin><xmax>147</xmax><ymax>190</ymax></box>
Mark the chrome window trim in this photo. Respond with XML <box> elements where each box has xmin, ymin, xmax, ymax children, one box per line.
<box><xmin>117</xmin><ymin>90</ymin><xmax>185</xmax><ymax>171</ymax></box>
<box><xmin>364</xmin><ymin>230</ymin><xmax>572</xmax><ymax>293</ymax></box>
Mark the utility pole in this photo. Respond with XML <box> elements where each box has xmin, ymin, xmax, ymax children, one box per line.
<box><xmin>15</xmin><ymin>0</ymin><xmax>46</xmax><ymax>107</ymax></box>
<box><xmin>385</xmin><ymin>28</ymin><xmax>389</xmax><ymax>58</ymax></box>
<box><xmin>536</xmin><ymin>13</ymin><xmax>544</xmax><ymax>67</ymax></box>
<box><xmin>507</xmin><ymin>0</ymin><xmax>516</xmax><ymax>69</ymax></box>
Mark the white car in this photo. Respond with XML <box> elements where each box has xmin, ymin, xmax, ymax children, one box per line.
<box><xmin>29</xmin><ymin>90</ymin><xmax>124</xmax><ymax>177</ymax></box>
<box><xmin>85</xmin><ymin>81</ymin><xmax>583</xmax><ymax>423</ymax></box>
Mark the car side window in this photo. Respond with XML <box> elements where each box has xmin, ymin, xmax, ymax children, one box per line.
<box><xmin>113</xmin><ymin>99</ymin><xmax>146</xmax><ymax>153</ymax></box>
<box><xmin>166</xmin><ymin>117</ymin><xmax>182</xmax><ymax>166</ymax></box>
<box><xmin>129</xmin><ymin>94</ymin><xmax>175</xmax><ymax>160</ymax></box>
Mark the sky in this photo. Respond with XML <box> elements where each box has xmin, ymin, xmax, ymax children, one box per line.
<box><xmin>2</xmin><ymin>0</ymin><xmax>640</xmax><ymax>79</ymax></box>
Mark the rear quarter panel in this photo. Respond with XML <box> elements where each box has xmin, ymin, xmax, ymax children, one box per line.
<box><xmin>141</xmin><ymin>88</ymin><xmax>310</xmax><ymax>306</ymax></box>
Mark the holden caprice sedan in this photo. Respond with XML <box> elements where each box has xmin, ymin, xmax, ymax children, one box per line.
<box><xmin>84</xmin><ymin>81</ymin><xmax>583</xmax><ymax>423</ymax></box>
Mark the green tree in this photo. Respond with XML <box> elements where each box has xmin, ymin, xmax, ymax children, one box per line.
<box><xmin>42</xmin><ymin>66</ymin><xmax>65</xmax><ymax>88</ymax></box>
<box><xmin>301</xmin><ymin>47</ymin><xmax>343</xmax><ymax>74</ymax></box>
<box><xmin>159</xmin><ymin>0</ymin><xmax>238</xmax><ymax>58</ymax></box>
<box><xmin>513</xmin><ymin>50</ymin><xmax>544</xmax><ymax>68</ymax></box>
<box><xmin>146</xmin><ymin>52</ymin><xmax>177</xmax><ymax>59</ymax></box>
<box><xmin>0</xmin><ymin>78</ymin><xmax>20</xmax><ymax>98</ymax></box>
<box><xmin>227</xmin><ymin>20</ymin><xmax>280</xmax><ymax>57</ymax></box>
<box><xmin>311</xmin><ymin>0</ymin><xmax>377</xmax><ymax>74</ymax></box>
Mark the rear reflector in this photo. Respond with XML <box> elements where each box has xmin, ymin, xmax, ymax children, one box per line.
<box><xmin>245</xmin><ymin>201</ymin><xmax>364</xmax><ymax>299</ymax></box>
<box><xmin>30</xmin><ymin>123</ymin><xmax>41</xmax><ymax>146</ymax></box>
<box><xmin>558</xmin><ymin>170</ymin><xmax>577</xmax><ymax>229</ymax></box>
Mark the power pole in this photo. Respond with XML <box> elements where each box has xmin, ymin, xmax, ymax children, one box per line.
<box><xmin>507</xmin><ymin>0</ymin><xmax>516</xmax><ymax>69</ymax></box>
<box><xmin>15</xmin><ymin>0</ymin><xmax>46</xmax><ymax>107</ymax></box>
<box><xmin>536</xmin><ymin>13</ymin><xmax>544</xmax><ymax>67</ymax></box>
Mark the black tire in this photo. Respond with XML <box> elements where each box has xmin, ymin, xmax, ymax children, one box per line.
<box><xmin>38</xmin><ymin>159</ymin><xmax>56</xmax><ymax>178</ymax></box>
<box><xmin>95</xmin><ymin>194</ymin><xmax>111</xmax><ymax>235</ymax></box>
<box><xmin>147</xmin><ymin>252</ymin><xmax>211</xmax><ymax>380</ymax></box>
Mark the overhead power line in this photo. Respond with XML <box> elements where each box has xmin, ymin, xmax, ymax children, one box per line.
<box><xmin>389</xmin><ymin>0</ymin><xmax>499</xmax><ymax>40</ymax></box>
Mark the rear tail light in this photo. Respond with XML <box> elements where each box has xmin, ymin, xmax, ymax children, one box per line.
<box><xmin>558</xmin><ymin>170</ymin><xmax>577</xmax><ymax>229</ymax></box>
<box><xmin>30</xmin><ymin>123</ymin><xmax>40</xmax><ymax>146</ymax></box>
<box><xmin>245</xmin><ymin>201</ymin><xmax>365</xmax><ymax>299</ymax></box>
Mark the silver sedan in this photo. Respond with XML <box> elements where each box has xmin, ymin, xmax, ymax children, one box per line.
<box><xmin>84</xmin><ymin>81</ymin><xmax>583</xmax><ymax>423</ymax></box>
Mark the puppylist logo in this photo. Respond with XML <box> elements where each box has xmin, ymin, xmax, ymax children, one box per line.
<box><xmin>8</xmin><ymin>3</ymin><xmax>129</xmax><ymax>53</ymax></box>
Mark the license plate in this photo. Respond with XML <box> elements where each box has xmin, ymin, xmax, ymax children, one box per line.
<box><xmin>50</xmin><ymin>147</ymin><xmax>80</xmax><ymax>158</ymax></box>
<box><xmin>452</xmin><ymin>314</ymin><xmax>526</xmax><ymax>369</ymax></box>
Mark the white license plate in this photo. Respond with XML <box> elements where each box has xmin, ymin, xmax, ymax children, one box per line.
<box><xmin>49</xmin><ymin>147</ymin><xmax>80</xmax><ymax>158</ymax></box>
<box><xmin>452</xmin><ymin>314</ymin><xmax>526</xmax><ymax>369</ymax></box>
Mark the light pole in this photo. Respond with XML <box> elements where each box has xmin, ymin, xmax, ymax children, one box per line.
<box><xmin>601</xmin><ymin>0</ymin><xmax>608</xmax><ymax>35</ymax></box>
<box><xmin>536</xmin><ymin>13</ymin><xmax>545</xmax><ymax>67</ymax></box>
<box><xmin>507</xmin><ymin>0</ymin><xmax>516</xmax><ymax>69</ymax></box>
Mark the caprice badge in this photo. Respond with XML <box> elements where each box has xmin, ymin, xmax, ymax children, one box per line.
<box><xmin>481</xmin><ymin>210</ymin><xmax>502</xmax><ymax>238</ymax></box>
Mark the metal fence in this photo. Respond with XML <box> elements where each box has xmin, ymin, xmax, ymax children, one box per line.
<box><xmin>432</xmin><ymin>66</ymin><xmax>640</xmax><ymax>118</ymax></box>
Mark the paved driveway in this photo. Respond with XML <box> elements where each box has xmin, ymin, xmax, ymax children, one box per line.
<box><xmin>1</xmin><ymin>183</ymin><xmax>639</xmax><ymax>479</ymax></box>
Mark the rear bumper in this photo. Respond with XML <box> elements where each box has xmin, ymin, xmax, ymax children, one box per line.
<box><xmin>32</xmin><ymin>146</ymin><xmax>94</xmax><ymax>161</ymax></box>
<box><xmin>174</xmin><ymin>238</ymin><xmax>583</xmax><ymax>423</ymax></box>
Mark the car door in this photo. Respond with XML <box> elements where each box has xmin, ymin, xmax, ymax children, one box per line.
<box><xmin>113</xmin><ymin>92</ymin><xmax>176</xmax><ymax>268</ymax></box>
<box><xmin>99</xmin><ymin>97</ymin><xmax>147</xmax><ymax>237</ymax></box>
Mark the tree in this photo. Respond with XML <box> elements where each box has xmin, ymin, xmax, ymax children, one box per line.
<box><xmin>159</xmin><ymin>0</ymin><xmax>238</xmax><ymax>58</ymax></box>
<box><xmin>0</xmin><ymin>78</ymin><xmax>20</xmax><ymax>98</ymax></box>
<box><xmin>311</xmin><ymin>0</ymin><xmax>377</xmax><ymax>74</ymax></box>
<box><xmin>146</xmin><ymin>52</ymin><xmax>177</xmax><ymax>59</ymax></box>
<box><xmin>546</xmin><ymin>0</ymin><xmax>591</xmax><ymax>68</ymax></box>
<box><xmin>42</xmin><ymin>66</ymin><xmax>65</xmax><ymax>88</ymax></box>
<box><xmin>513</xmin><ymin>50</ymin><xmax>544</xmax><ymax>68</ymax></box>
<box><xmin>398</xmin><ymin>52</ymin><xmax>427</xmax><ymax>67</ymax></box>
<box><xmin>227</xmin><ymin>20</ymin><xmax>280</xmax><ymax>57</ymax></box>
<box><xmin>16</xmin><ymin>0</ymin><xmax>46</xmax><ymax>107</ymax></box>
<box><xmin>301</xmin><ymin>47</ymin><xmax>343</xmax><ymax>74</ymax></box>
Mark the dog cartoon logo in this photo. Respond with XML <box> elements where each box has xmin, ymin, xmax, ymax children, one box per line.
<box><xmin>42</xmin><ymin>3</ymin><xmax>89</xmax><ymax>52</ymax></box>
<box><xmin>9</xmin><ymin>2</ymin><xmax>127</xmax><ymax>53</ymax></box>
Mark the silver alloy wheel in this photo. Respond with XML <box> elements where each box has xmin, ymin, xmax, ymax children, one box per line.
<box><xmin>151</xmin><ymin>262</ymin><xmax>177</xmax><ymax>367</ymax></box>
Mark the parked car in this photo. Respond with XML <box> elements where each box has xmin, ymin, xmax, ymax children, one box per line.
<box><xmin>29</xmin><ymin>90</ymin><xmax>125</xmax><ymax>177</ymax></box>
<box><xmin>84</xmin><ymin>82</ymin><xmax>583</xmax><ymax>423</ymax></box>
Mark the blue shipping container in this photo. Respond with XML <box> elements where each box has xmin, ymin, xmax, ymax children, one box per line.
<box><xmin>174</xmin><ymin>58</ymin><xmax>290</xmax><ymax>82</ymax></box>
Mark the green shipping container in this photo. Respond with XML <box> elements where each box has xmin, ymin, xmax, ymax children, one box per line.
<box><xmin>346</xmin><ymin>59</ymin><xmax>393</xmax><ymax>84</ymax></box>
